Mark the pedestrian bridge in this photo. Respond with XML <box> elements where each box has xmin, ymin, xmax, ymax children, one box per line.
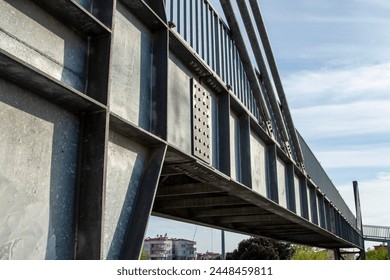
<box><xmin>0</xmin><ymin>0</ymin><xmax>363</xmax><ymax>259</ymax></box>
<box><xmin>363</xmin><ymin>225</ymin><xmax>390</xmax><ymax>242</ymax></box>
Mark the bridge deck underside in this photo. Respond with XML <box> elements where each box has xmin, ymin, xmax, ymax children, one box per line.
<box><xmin>152</xmin><ymin>147</ymin><xmax>356</xmax><ymax>249</ymax></box>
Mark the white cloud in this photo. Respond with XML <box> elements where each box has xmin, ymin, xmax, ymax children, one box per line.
<box><xmin>314</xmin><ymin>146</ymin><xmax>390</xmax><ymax>169</ymax></box>
<box><xmin>285</xmin><ymin>62</ymin><xmax>390</xmax><ymax>108</ymax></box>
<box><xmin>292</xmin><ymin>100</ymin><xmax>390</xmax><ymax>140</ymax></box>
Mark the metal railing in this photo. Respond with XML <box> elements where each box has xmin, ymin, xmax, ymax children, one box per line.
<box><xmin>363</xmin><ymin>225</ymin><xmax>390</xmax><ymax>241</ymax></box>
<box><xmin>297</xmin><ymin>132</ymin><xmax>357</xmax><ymax>228</ymax></box>
<box><xmin>167</xmin><ymin>0</ymin><xmax>261</xmax><ymax>121</ymax></box>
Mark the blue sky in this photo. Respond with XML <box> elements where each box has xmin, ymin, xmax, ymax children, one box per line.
<box><xmin>146</xmin><ymin>0</ymin><xmax>390</xmax><ymax>253</ymax></box>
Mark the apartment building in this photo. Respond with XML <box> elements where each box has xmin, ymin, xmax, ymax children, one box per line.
<box><xmin>144</xmin><ymin>234</ymin><xmax>196</xmax><ymax>260</ymax></box>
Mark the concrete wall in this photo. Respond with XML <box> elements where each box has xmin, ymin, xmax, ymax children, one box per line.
<box><xmin>103</xmin><ymin>130</ymin><xmax>149</xmax><ymax>259</ymax></box>
<box><xmin>0</xmin><ymin>0</ymin><xmax>87</xmax><ymax>92</ymax></box>
<box><xmin>0</xmin><ymin>78</ymin><xmax>79</xmax><ymax>260</ymax></box>
<box><xmin>109</xmin><ymin>2</ymin><xmax>152</xmax><ymax>130</ymax></box>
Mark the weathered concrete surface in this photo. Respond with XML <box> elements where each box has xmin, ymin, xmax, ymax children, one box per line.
<box><xmin>0</xmin><ymin>0</ymin><xmax>87</xmax><ymax>92</ymax></box>
<box><xmin>103</xmin><ymin>130</ymin><xmax>149</xmax><ymax>259</ymax></box>
<box><xmin>229</xmin><ymin>111</ymin><xmax>240</xmax><ymax>181</ymax></box>
<box><xmin>276</xmin><ymin>157</ymin><xmax>287</xmax><ymax>208</ymax></box>
<box><xmin>109</xmin><ymin>2</ymin><xmax>152</xmax><ymax>130</ymax></box>
<box><xmin>167</xmin><ymin>54</ymin><xmax>192</xmax><ymax>154</ymax></box>
<box><xmin>0</xmin><ymin>78</ymin><xmax>79</xmax><ymax>259</ymax></box>
<box><xmin>294</xmin><ymin>174</ymin><xmax>302</xmax><ymax>216</ymax></box>
<box><xmin>250</xmin><ymin>130</ymin><xmax>267</xmax><ymax>196</ymax></box>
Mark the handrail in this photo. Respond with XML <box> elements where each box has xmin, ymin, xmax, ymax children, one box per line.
<box><xmin>166</xmin><ymin>0</ymin><xmax>261</xmax><ymax>122</ymax></box>
<box><xmin>363</xmin><ymin>225</ymin><xmax>390</xmax><ymax>241</ymax></box>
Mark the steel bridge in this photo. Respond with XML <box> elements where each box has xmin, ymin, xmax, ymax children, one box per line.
<box><xmin>0</xmin><ymin>0</ymin><xmax>365</xmax><ymax>259</ymax></box>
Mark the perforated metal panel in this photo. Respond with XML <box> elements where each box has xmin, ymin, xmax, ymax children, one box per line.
<box><xmin>192</xmin><ymin>80</ymin><xmax>211</xmax><ymax>163</ymax></box>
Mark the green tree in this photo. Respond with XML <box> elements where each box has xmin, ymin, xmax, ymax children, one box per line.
<box><xmin>366</xmin><ymin>246</ymin><xmax>388</xmax><ymax>260</ymax></box>
<box><xmin>140</xmin><ymin>249</ymin><xmax>150</xmax><ymax>260</ymax></box>
<box><xmin>226</xmin><ymin>237</ymin><xmax>294</xmax><ymax>260</ymax></box>
<box><xmin>292</xmin><ymin>245</ymin><xmax>331</xmax><ymax>260</ymax></box>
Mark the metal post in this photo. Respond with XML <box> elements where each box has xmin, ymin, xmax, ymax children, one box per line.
<box><xmin>353</xmin><ymin>181</ymin><xmax>366</xmax><ymax>259</ymax></box>
<box><xmin>333</xmin><ymin>249</ymin><xmax>344</xmax><ymax>260</ymax></box>
<box><xmin>221</xmin><ymin>230</ymin><xmax>226</xmax><ymax>260</ymax></box>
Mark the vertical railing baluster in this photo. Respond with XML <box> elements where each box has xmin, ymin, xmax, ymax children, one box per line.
<box><xmin>224</xmin><ymin>27</ymin><xmax>229</xmax><ymax>85</ymax></box>
<box><xmin>234</xmin><ymin>48</ymin><xmax>239</xmax><ymax>99</ymax></box>
<box><xmin>214</xmin><ymin>14</ymin><xmax>220</xmax><ymax>76</ymax></box>
<box><xmin>210</xmin><ymin>9</ymin><xmax>215</xmax><ymax>70</ymax></box>
<box><xmin>228</xmin><ymin>35</ymin><xmax>233</xmax><ymax>88</ymax></box>
<box><xmin>205</xmin><ymin>3</ymin><xmax>210</xmax><ymax>65</ymax></box>
<box><xmin>195</xmin><ymin>0</ymin><xmax>200</xmax><ymax>53</ymax></box>
<box><xmin>183</xmin><ymin>0</ymin><xmax>187</xmax><ymax>40</ymax></box>
<box><xmin>169</xmin><ymin>0</ymin><xmax>174</xmax><ymax>23</ymax></box>
<box><xmin>177</xmin><ymin>0</ymin><xmax>181</xmax><ymax>34</ymax></box>
<box><xmin>189</xmin><ymin>0</ymin><xmax>193</xmax><ymax>46</ymax></box>
<box><xmin>220</xmin><ymin>25</ymin><xmax>226</xmax><ymax>81</ymax></box>
<box><xmin>238</xmin><ymin>61</ymin><xmax>243</xmax><ymax>102</ymax></box>
<box><xmin>201</xmin><ymin>0</ymin><xmax>206</xmax><ymax>60</ymax></box>
<box><xmin>232</xmin><ymin>45</ymin><xmax>236</xmax><ymax>95</ymax></box>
